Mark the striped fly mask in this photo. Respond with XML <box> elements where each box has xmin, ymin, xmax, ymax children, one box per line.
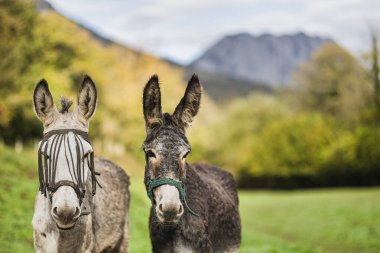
<box><xmin>37</xmin><ymin>129</ymin><xmax>100</xmax><ymax>209</ymax></box>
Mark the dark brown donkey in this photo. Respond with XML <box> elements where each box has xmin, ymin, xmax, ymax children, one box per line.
<box><xmin>142</xmin><ymin>74</ymin><xmax>241</xmax><ymax>253</ymax></box>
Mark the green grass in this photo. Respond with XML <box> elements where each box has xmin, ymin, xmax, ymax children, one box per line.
<box><xmin>129</xmin><ymin>181</ymin><xmax>151</xmax><ymax>252</ymax></box>
<box><xmin>240</xmin><ymin>189</ymin><xmax>380</xmax><ymax>253</ymax></box>
<box><xmin>0</xmin><ymin>145</ymin><xmax>379</xmax><ymax>253</ymax></box>
<box><xmin>0</xmin><ymin>145</ymin><xmax>36</xmax><ymax>252</ymax></box>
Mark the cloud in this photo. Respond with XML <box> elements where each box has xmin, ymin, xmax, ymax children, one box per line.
<box><xmin>48</xmin><ymin>0</ymin><xmax>380</xmax><ymax>64</ymax></box>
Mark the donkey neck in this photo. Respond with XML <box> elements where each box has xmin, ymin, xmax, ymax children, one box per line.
<box><xmin>56</xmin><ymin>216</ymin><xmax>93</xmax><ymax>253</ymax></box>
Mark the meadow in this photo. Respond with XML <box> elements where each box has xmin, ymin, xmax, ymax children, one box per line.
<box><xmin>1</xmin><ymin>1</ymin><xmax>380</xmax><ymax>252</ymax></box>
<box><xmin>1</xmin><ymin>145</ymin><xmax>379</xmax><ymax>253</ymax></box>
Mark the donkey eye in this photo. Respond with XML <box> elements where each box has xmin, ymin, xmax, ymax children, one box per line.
<box><xmin>146</xmin><ymin>150</ymin><xmax>156</xmax><ymax>159</ymax></box>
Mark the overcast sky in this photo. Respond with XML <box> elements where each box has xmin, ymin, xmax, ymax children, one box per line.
<box><xmin>48</xmin><ymin>0</ymin><xmax>379</xmax><ymax>65</ymax></box>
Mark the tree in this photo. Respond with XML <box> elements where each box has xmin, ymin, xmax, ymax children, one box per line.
<box><xmin>371</xmin><ymin>31</ymin><xmax>380</xmax><ymax>109</ymax></box>
<box><xmin>0</xmin><ymin>0</ymin><xmax>37</xmax><ymax>138</ymax></box>
<box><xmin>295</xmin><ymin>43</ymin><xmax>372</xmax><ymax>124</ymax></box>
<box><xmin>0</xmin><ymin>0</ymin><xmax>78</xmax><ymax>143</ymax></box>
<box><xmin>0</xmin><ymin>0</ymin><xmax>36</xmax><ymax>93</ymax></box>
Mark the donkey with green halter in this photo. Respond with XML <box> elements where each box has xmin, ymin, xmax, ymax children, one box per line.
<box><xmin>142</xmin><ymin>74</ymin><xmax>241</xmax><ymax>253</ymax></box>
<box><xmin>32</xmin><ymin>76</ymin><xmax>130</xmax><ymax>253</ymax></box>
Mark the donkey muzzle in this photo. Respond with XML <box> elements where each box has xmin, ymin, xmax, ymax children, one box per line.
<box><xmin>51</xmin><ymin>186</ymin><xmax>81</xmax><ymax>229</ymax></box>
<box><xmin>154</xmin><ymin>184</ymin><xmax>184</xmax><ymax>222</ymax></box>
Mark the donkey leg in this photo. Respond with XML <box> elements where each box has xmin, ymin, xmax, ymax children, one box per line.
<box><xmin>118</xmin><ymin>221</ymin><xmax>129</xmax><ymax>253</ymax></box>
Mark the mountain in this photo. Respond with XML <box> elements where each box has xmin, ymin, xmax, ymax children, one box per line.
<box><xmin>39</xmin><ymin>0</ymin><xmax>329</xmax><ymax>102</ymax></box>
<box><xmin>36</xmin><ymin>0</ymin><xmax>54</xmax><ymax>11</ymax></box>
<box><xmin>190</xmin><ymin>32</ymin><xmax>331</xmax><ymax>86</ymax></box>
<box><xmin>184</xmin><ymin>68</ymin><xmax>271</xmax><ymax>102</ymax></box>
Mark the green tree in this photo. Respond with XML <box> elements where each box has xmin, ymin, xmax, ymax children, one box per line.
<box><xmin>0</xmin><ymin>0</ymin><xmax>36</xmax><ymax>94</ymax></box>
<box><xmin>0</xmin><ymin>0</ymin><xmax>38</xmax><ymax>141</ymax></box>
<box><xmin>295</xmin><ymin>43</ymin><xmax>372</xmax><ymax>124</ymax></box>
<box><xmin>371</xmin><ymin>31</ymin><xmax>380</xmax><ymax>109</ymax></box>
<box><xmin>0</xmin><ymin>0</ymin><xmax>78</xmax><ymax>143</ymax></box>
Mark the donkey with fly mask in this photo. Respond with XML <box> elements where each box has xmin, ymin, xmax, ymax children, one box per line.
<box><xmin>142</xmin><ymin>74</ymin><xmax>241</xmax><ymax>253</ymax></box>
<box><xmin>32</xmin><ymin>76</ymin><xmax>130</xmax><ymax>253</ymax></box>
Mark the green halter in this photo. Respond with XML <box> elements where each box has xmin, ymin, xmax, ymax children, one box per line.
<box><xmin>147</xmin><ymin>178</ymin><xmax>199</xmax><ymax>216</ymax></box>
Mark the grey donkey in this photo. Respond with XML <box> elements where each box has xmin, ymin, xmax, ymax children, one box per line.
<box><xmin>142</xmin><ymin>74</ymin><xmax>241</xmax><ymax>253</ymax></box>
<box><xmin>32</xmin><ymin>76</ymin><xmax>130</xmax><ymax>253</ymax></box>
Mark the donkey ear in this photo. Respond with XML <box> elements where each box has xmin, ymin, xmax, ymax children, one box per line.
<box><xmin>143</xmin><ymin>75</ymin><xmax>162</xmax><ymax>130</ymax></box>
<box><xmin>173</xmin><ymin>74</ymin><xmax>202</xmax><ymax>129</ymax></box>
<box><xmin>77</xmin><ymin>75</ymin><xmax>97</xmax><ymax>121</ymax></box>
<box><xmin>33</xmin><ymin>79</ymin><xmax>56</xmax><ymax>124</ymax></box>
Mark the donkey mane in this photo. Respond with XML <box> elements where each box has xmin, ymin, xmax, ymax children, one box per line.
<box><xmin>144</xmin><ymin>113</ymin><xmax>188</xmax><ymax>144</ymax></box>
<box><xmin>59</xmin><ymin>97</ymin><xmax>73</xmax><ymax>113</ymax></box>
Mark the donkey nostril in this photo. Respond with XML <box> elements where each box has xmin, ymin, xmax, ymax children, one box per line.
<box><xmin>178</xmin><ymin>204</ymin><xmax>184</xmax><ymax>216</ymax></box>
<box><xmin>158</xmin><ymin>204</ymin><xmax>164</xmax><ymax>213</ymax></box>
<box><xmin>52</xmin><ymin>207</ymin><xmax>58</xmax><ymax>216</ymax></box>
<box><xmin>74</xmin><ymin>207</ymin><xmax>80</xmax><ymax>218</ymax></box>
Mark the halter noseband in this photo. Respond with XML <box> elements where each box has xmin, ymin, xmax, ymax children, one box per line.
<box><xmin>146</xmin><ymin>177</ymin><xmax>199</xmax><ymax>217</ymax></box>
<box><xmin>38</xmin><ymin>129</ymin><xmax>100</xmax><ymax>205</ymax></box>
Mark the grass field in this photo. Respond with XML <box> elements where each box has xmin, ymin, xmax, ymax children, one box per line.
<box><xmin>0</xmin><ymin>145</ymin><xmax>379</xmax><ymax>253</ymax></box>
<box><xmin>239</xmin><ymin>189</ymin><xmax>380</xmax><ymax>253</ymax></box>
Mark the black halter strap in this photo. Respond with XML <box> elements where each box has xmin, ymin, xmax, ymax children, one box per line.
<box><xmin>37</xmin><ymin>129</ymin><xmax>100</xmax><ymax>205</ymax></box>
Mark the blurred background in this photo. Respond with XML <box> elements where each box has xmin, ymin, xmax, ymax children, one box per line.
<box><xmin>0</xmin><ymin>0</ymin><xmax>379</xmax><ymax>252</ymax></box>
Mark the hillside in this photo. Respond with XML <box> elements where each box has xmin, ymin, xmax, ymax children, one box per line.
<box><xmin>28</xmin><ymin>8</ymin><xmax>217</xmax><ymax>162</ymax></box>
<box><xmin>185</xmin><ymin>68</ymin><xmax>272</xmax><ymax>102</ymax></box>
<box><xmin>190</xmin><ymin>32</ymin><xmax>331</xmax><ymax>86</ymax></box>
